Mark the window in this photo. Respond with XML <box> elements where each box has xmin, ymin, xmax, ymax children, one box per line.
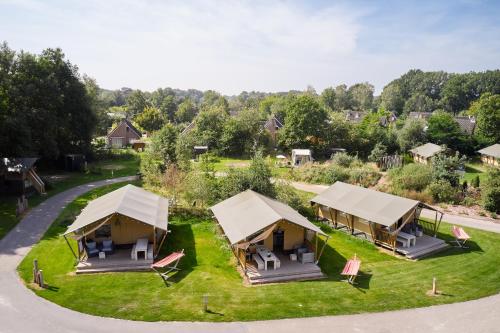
<box><xmin>126</xmin><ymin>126</ymin><xmax>129</xmax><ymax>132</ymax></box>
<box><xmin>95</xmin><ymin>224</ymin><xmax>111</xmax><ymax>238</ymax></box>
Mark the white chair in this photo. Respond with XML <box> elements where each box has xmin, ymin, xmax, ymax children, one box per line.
<box><xmin>147</xmin><ymin>246</ymin><xmax>154</xmax><ymax>260</ymax></box>
<box><xmin>252</xmin><ymin>254</ymin><xmax>264</xmax><ymax>270</ymax></box>
<box><xmin>131</xmin><ymin>244</ymin><xmax>137</xmax><ymax>260</ymax></box>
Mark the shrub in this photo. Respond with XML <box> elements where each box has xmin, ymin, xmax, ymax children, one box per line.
<box><xmin>275</xmin><ymin>182</ymin><xmax>303</xmax><ymax>211</ymax></box>
<box><xmin>331</xmin><ymin>152</ymin><xmax>356</xmax><ymax>168</ymax></box>
<box><xmin>349</xmin><ymin>167</ymin><xmax>381</xmax><ymax>187</ymax></box>
<box><xmin>389</xmin><ymin>163</ymin><xmax>432</xmax><ymax>192</ymax></box>
<box><xmin>481</xmin><ymin>168</ymin><xmax>500</xmax><ymax>213</ymax></box>
<box><xmin>472</xmin><ymin>175</ymin><xmax>480</xmax><ymax>188</ymax></box>
<box><xmin>324</xmin><ymin>165</ymin><xmax>350</xmax><ymax>184</ymax></box>
<box><xmin>427</xmin><ymin>180</ymin><xmax>457</xmax><ymax>203</ymax></box>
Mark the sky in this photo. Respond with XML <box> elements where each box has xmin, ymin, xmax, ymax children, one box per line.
<box><xmin>1</xmin><ymin>0</ymin><xmax>499</xmax><ymax>95</ymax></box>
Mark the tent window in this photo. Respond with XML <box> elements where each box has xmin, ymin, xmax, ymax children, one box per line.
<box><xmin>95</xmin><ymin>224</ymin><xmax>111</xmax><ymax>238</ymax></box>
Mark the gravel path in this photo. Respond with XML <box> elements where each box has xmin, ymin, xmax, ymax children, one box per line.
<box><xmin>0</xmin><ymin>177</ymin><xmax>499</xmax><ymax>333</ymax></box>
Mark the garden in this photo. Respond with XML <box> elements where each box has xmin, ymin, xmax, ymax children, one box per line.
<box><xmin>17</xmin><ymin>181</ymin><xmax>500</xmax><ymax>322</ymax></box>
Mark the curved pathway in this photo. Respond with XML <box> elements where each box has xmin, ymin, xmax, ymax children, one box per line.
<box><xmin>1</xmin><ymin>177</ymin><xmax>499</xmax><ymax>333</ymax></box>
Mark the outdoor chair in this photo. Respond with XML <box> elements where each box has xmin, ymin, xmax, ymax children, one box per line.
<box><xmin>452</xmin><ymin>225</ymin><xmax>471</xmax><ymax>248</ymax></box>
<box><xmin>299</xmin><ymin>252</ymin><xmax>315</xmax><ymax>264</ymax></box>
<box><xmin>341</xmin><ymin>255</ymin><xmax>361</xmax><ymax>285</ymax></box>
<box><xmin>101</xmin><ymin>240</ymin><xmax>114</xmax><ymax>254</ymax></box>
<box><xmin>151</xmin><ymin>250</ymin><xmax>185</xmax><ymax>283</ymax></box>
<box><xmin>85</xmin><ymin>241</ymin><xmax>99</xmax><ymax>257</ymax></box>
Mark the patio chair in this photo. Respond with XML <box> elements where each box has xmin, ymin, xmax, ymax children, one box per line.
<box><xmin>341</xmin><ymin>255</ymin><xmax>361</xmax><ymax>285</ymax></box>
<box><xmin>452</xmin><ymin>226</ymin><xmax>471</xmax><ymax>248</ymax></box>
<box><xmin>85</xmin><ymin>241</ymin><xmax>99</xmax><ymax>257</ymax></box>
<box><xmin>151</xmin><ymin>250</ymin><xmax>185</xmax><ymax>283</ymax></box>
<box><xmin>101</xmin><ymin>240</ymin><xmax>114</xmax><ymax>254</ymax></box>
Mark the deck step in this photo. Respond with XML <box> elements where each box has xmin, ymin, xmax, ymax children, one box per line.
<box><xmin>76</xmin><ymin>265</ymin><xmax>152</xmax><ymax>274</ymax></box>
<box><xmin>249</xmin><ymin>272</ymin><xmax>326</xmax><ymax>284</ymax></box>
<box><xmin>406</xmin><ymin>243</ymin><xmax>450</xmax><ymax>259</ymax></box>
<box><xmin>247</xmin><ymin>267</ymin><xmax>322</xmax><ymax>280</ymax></box>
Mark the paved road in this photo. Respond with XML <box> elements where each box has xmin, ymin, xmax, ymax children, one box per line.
<box><xmin>289</xmin><ymin>181</ymin><xmax>500</xmax><ymax>234</ymax></box>
<box><xmin>0</xmin><ymin>177</ymin><xmax>499</xmax><ymax>333</ymax></box>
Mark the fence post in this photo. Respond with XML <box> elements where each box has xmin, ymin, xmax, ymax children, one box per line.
<box><xmin>202</xmin><ymin>295</ymin><xmax>208</xmax><ymax>312</ymax></box>
<box><xmin>37</xmin><ymin>270</ymin><xmax>44</xmax><ymax>288</ymax></box>
<box><xmin>33</xmin><ymin>259</ymin><xmax>39</xmax><ymax>283</ymax></box>
<box><xmin>432</xmin><ymin>277</ymin><xmax>437</xmax><ymax>295</ymax></box>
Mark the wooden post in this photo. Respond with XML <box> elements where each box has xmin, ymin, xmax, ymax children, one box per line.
<box><xmin>432</xmin><ymin>277</ymin><xmax>437</xmax><ymax>295</ymax></box>
<box><xmin>153</xmin><ymin>226</ymin><xmax>157</xmax><ymax>257</ymax></box>
<box><xmin>37</xmin><ymin>270</ymin><xmax>44</xmax><ymax>288</ymax></box>
<box><xmin>202</xmin><ymin>295</ymin><xmax>208</xmax><ymax>312</ymax></box>
<box><xmin>33</xmin><ymin>259</ymin><xmax>39</xmax><ymax>283</ymax></box>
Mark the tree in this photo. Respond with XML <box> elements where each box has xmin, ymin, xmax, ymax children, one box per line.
<box><xmin>175</xmin><ymin>98</ymin><xmax>198</xmax><ymax>123</ymax></box>
<box><xmin>427</xmin><ymin>111</ymin><xmax>465</xmax><ymax>151</ymax></box>
<box><xmin>192</xmin><ymin>106</ymin><xmax>228</xmax><ymax>150</ymax></box>
<box><xmin>402</xmin><ymin>93</ymin><xmax>436</xmax><ymax>115</ymax></box>
<box><xmin>247</xmin><ymin>151</ymin><xmax>275</xmax><ymax>197</ymax></box>
<box><xmin>126</xmin><ymin>90</ymin><xmax>149</xmax><ymax>118</ymax></box>
<box><xmin>320</xmin><ymin>87</ymin><xmax>336</xmax><ymax>112</ymax></box>
<box><xmin>201</xmin><ymin>90</ymin><xmax>229</xmax><ymax>113</ymax></box>
<box><xmin>220</xmin><ymin>109</ymin><xmax>262</xmax><ymax>156</ymax></box>
<box><xmin>334</xmin><ymin>84</ymin><xmax>352</xmax><ymax>111</ymax></box>
<box><xmin>150</xmin><ymin>123</ymin><xmax>179</xmax><ymax>164</ymax></box>
<box><xmin>279</xmin><ymin>95</ymin><xmax>329</xmax><ymax>151</ymax></box>
<box><xmin>431</xmin><ymin>152</ymin><xmax>466</xmax><ymax>187</ymax></box>
<box><xmin>135</xmin><ymin>106</ymin><xmax>166</xmax><ymax>132</ymax></box>
<box><xmin>348</xmin><ymin>82</ymin><xmax>374</xmax><ymax>111</ymax></box>
<box><xmin>380</xmin><ymin>83</ymin><xmax>405</xmax><ymax>115</ymax></box>
<box><xmin>396</xmin><ymin>118</ymin><xmax>427</xmax><ymax>152</ymax></box>
<box><xmin>368</xmin><ymin>142</ymin><xmax>387</xmax><ymax>162</ymax></box>
<box><xmin>481</xmin><ymin>168</ymin><xmax>500</xmax><ymax>213</ymax></box>
<box><xmin>468</xmin><ymin>93</ymin><xmax>500</xmax><ymax>145</ymax></box>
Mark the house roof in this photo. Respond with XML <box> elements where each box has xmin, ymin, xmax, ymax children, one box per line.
<box><xmin>210</xmin><ymin>189</ymin><xmax>326</xmax><ymax>245</ymax></box>
<box><xmin>64</xmin><ymin>184</ymin><xmax>169</xmax><ymax>235</ymax></box>
<box><xmin>409</xmin><ymin>143</ymin><xmax>443</xmax><ymax>158</ymax></box>
<box><xmin>454</xmin><ymin>116</ymin><xmax>476</xmax><ymax>135</ymax></box>
<box><xmin>478</xmin><ymin>144</ymin><xmax>500</xmax><ymax>159</ymax></box>
<box><xmin>345</xmin><ymin>111</ymin><xmax>367</xmax><ymax>123</ymax></box>
<box><xmin>0</xmin><ymin>157</ymin><xmax>38</xmax><ymax>173</ymax></box>
<box><xmin>107</xmin><ymin>119</ymin><xmax>142</xmax><ymax>138</ymax></box>
<box><xmin>292</xmin><ymin>149</ymin><xmax>311</xmax><ymax>156</ymax></box>
<box><xmin>408</xmin><ymin>112</ymin><xmax>433</xmax><ymax>120</ymax></box>
<box><xmin>310</xmin><ymin>182</ymin><xmax>420</xmax><ymax>227</ymax></box>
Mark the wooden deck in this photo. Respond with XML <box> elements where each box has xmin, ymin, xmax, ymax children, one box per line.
<box><xmin>76</xmin><ymin>249</ymin><xmax>153</xmax><ymax>274</ymax></box>
<box><xmin>245</xmin><ymin>254</ymin><xmax>325</xmax><ymax>284</ymax></box>
<box><xmin>396</xmin><ymin>235</ymin><xmax>449</xmax><ymax>259</ymax></box>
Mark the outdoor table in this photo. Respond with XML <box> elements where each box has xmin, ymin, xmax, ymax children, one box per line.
<box><xmin>256</xmin><ymin>246</ymin><xmax>278</xmax><ymax>271</ymax></box>
<box><xmin>135</xmin><ymin>238</ymin><xmax>148</xmax><ymax>260</ymax></box>
<box><xmin>398</xmin><ymin>231</ymin><xmax>416</xmax><ymax>247</ymax></box>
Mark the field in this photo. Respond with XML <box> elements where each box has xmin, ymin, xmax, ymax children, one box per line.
<box><xmin>17</xmin><ymin>182</ymin><xmax>500</xmax><ymax>322</ymax></box>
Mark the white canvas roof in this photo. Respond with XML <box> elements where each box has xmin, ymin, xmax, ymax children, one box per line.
<box><xmin>64</xmin><ymin>184</ymin><xmax>169</xmax><ymax>234</ymax></box>
<box><xmin>478</xmin><ymin>144</ymin><xmax>500</xmax><ymax>159</ymax></box>
<box><xmin>409</xmin><ymin>143</ymin><xmax>443</xmax><ymax>158</ymax></box>
<box><xmin>292</xmin><ymin>149</ymin><xmax>311</xmax><ymax>156</ymax></box>
<box><xmin>210</xmin><ymin>189</ymin><xmax>326</xmax><ymax>245</ymax></box>
<box><xmin>311</xmin><ymin>182</ymin><xmax>420</xmax><ymax>227</ymax></box>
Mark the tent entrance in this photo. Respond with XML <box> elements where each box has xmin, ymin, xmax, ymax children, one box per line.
<box><xmin>273</xmin><ymin>229</ymin><xmax>284</xmax><ymax>252</ymax></box>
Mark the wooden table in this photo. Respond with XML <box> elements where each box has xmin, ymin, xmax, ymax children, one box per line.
<box><xmin>256</xmin><ymin>246</ymin><xmax>278</xmax><ymax>271</ymax></box>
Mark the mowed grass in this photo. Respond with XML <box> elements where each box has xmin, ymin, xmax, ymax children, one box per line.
<box><xmin>0</xmin><ymin>152</ymin><xmax>140</xmax><ymax>240</ymax></box>
<box><xmin>461</xmin><ymin>162</ymin><xmax>487</xmax><ymax>184</ymax></box>
<box><xmin>17</xmin><ymin>183</ymin><xmax>500</xmax><ymax>322</ymax></box>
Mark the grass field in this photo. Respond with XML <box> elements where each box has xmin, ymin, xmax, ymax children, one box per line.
<box><xmin>17</xmin><ymin>183</ymin><xmax>500</xmax><ymax>322</ymax></box>
<box><xmin>0</xmin><ymin>151</ymin><xmax>140</xmax><ymax>240</ymax></box>
<box><xmin>461</xmin><ymin>162</ymin><xmax>487</xmax><ymax>184</ymax></box>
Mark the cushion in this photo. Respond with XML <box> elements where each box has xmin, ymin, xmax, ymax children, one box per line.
<box><xmin>102</xmin><ymin>240</ymin><xmax>113</xmax><ymax>248</ymax></box>
<box><xmin>87</xmin><ymin>241</ymin><xmax>96</xmax><ymax>250</ymax></box>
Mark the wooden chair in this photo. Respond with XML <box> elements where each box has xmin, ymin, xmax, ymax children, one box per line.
<box><xmin>151</xmin><ymin>250</ymin><xmax>185</xmax><ymax>283</ymax></box>
<box><xmin>341</xmin><ymin>255</ymin><xmax>361</xmax><ymax>284</ymax></box>
<box><xmin>452</xmin><ymin>226</ymin><xmax>471</xmax><ymax>248</ymax></box>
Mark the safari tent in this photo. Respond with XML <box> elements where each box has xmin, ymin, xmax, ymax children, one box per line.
<box><xmin>210</xmin><ymin>190</ymin><xmax>328</xmax><ymax>283</ymax></box>
<box><xmin>64</xmin><ymin>184</ymin><xmax>169</xmax><ymax>272</ymax></box>
<box><xmin>311</xmin><ymin>182</ymin><xmax>447</xmax><ymax>259</ymax></box>
<box><xmin>291</xmin><ymin>149</ymin><xmax>312</xmax><ymax>166</ymax></box>
<box><xmin>409</xmin><ymin>143</ymin><xmax>443</xmax><ymax>164</ymax></box>
<box><xmin>478</xmin><ymin>144</ymin><xmax>499</xmax><ymax>167</ymax></box>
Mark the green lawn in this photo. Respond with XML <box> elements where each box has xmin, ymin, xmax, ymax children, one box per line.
<box><xmin>461</xmin><ymin>162</ymin><xmax>487</xmax><ymax>184</ymax></box>
<box><xmin>0</xmin><ymin>151</ymin><xmax>140</xmax><ymax>240</ymax></box>
<box><xmin>17</xmin><ymin>183</ymin><xmax>500</xmax><ymax>322</ymax></box>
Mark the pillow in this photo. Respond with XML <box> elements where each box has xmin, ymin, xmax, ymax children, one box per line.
<box><xmin>87</xmin><ymin>241</ymin><xmax>96</xmax><ymax>249</ymax></box>
<box><xmin>103</xmin><ymin>240</ymin><xmax>113</xmax><ymax>248</ymax></box>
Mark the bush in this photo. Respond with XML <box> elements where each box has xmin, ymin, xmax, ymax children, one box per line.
<box><xmin>389</xmin><ymin>163</ymin><xmax>432</xmax><ymax>192</ymax></box>
<box><xmin>275</xmin><ymin>182</ymin><xmax>303</xmax><ymax>211</ymax></box>
<box><xmin>331</xmin><ymin>152</ymin><xmax>356</xmax><ymax>168</ymax></box>
<box><xmin>481</xmin><ymin>168</ymin><xmax>500</xmax><ymax>213</ymax></box>
<box><xmin>324</xmin><ymin>165</ymin><xmax>350</xmax><ymax>184</ymax></box>
<box><xmin>348</xmin><ymin>167</ymin><xmax>381</xmax><ymax>187</ymax></box>
<box><xmin>472</xmin><ymin>175</ymin><xmax>480</xmax><ymax>188</ymax></box>
<box><xmin>427</xmin><ymin>180</ymin><xmax>457</xmax><ymax>203</ymax></box>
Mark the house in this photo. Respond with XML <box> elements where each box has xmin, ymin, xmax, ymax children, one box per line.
<box><xmin>291</xmin><ymin>149</ymin><xmax>312</xmax><ymax>166</ymax></box>
<box><xmin>310</xmin><ymin>182</ymin><xmax>447</xmax><ymax>259</ymax></box>
<box><xmin>454</xmin><ymin>116</ymin><xmax>476</xmax><ymax>135</ymax></box>
<box><xmin>64</xmin><ymin>184</ymin><xmax>169</xmax><ymax>273</ymax></box>
<box><xmin>409</xmin><ymin>143</ymin><xmax>443</xmax><ymax>164</ymax></box>
<box><xmin>345</xmin><ymin>111</ymin><xmax>367</xmax><ymax>123</ymax></box>
<box><xmin>478</xmin><ymin>144</ymin><xmax>500</xmax><ymax>167</ymax></box>
<box><xmin>263</xmin><ymin>115</ymin><xmax>284</xmax><ymax>146</ymax></box>
<box><xmin>379</xmin><ymin>112</ymin><xmax>398</xmax><ymax>127</ymax></box>
<box><xmin>106</xmin><ymin>119</ymin><xmax>142</xmax><ymax>148</ymax></box>
<box><xmin>210</xmin><ymin>190</ymin><xmax>328</xmax><ymax>284</ymax></box>
<box><xmin>0</xmin><ymin>157</ymin><xmax>45</xmax><ymax>195</ymax></box>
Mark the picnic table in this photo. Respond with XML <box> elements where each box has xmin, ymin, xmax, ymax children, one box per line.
<box><xmin>397</xmin><ymin>231</ymin><xmax>416</xmax><ymax>248</ymax></box>
<box><xmin>134</xmin><ymin>238</ymin><xmax>149</xmax><ymax>260</ymax></box>
<box><xmin>256</xmin><ymin>246</ymin><xmax>278</xmax><ymax>271</ymax></box>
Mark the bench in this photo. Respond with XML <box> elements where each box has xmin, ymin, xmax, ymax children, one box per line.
<box><xmin>131</xmin><ymin>244</ymin><xmax>137</xmax><ymax>260</ymax></box>
<box><xmin>397</xmin><ymin>231</ymin><xmax>416</xmax><ymax>248</ymax></box>
<box><xmin>252</xmin><ymin>254</ymin><xmax>265</xmax><ymax>270</ymax></box>
<box><xmin>147</xmin><ymin>246</ymin><xmax>154</xmax><ymax>260</ymax></box>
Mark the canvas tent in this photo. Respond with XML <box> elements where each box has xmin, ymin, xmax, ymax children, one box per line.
<box><xmin>291</xmin><ymin>149</ymin><xmax>312</xmax><ymax>166</ymax></box>
<box><xmin>211</xmin><ymin>190</ymin><xmax>328</xmax><ymax>269</ymax></box>
<box><xmin>311</xmin><ymin>182</ymin><xmax>443</xmax><ymax>253</ymax></box>
<box><xmin>64</xmin><ymin>184</ymin><xmax>169</xmax><ymax>260</ymax></box>
<box><xmin>478</xmin><ymin>144</ymin><xmax>499</xmax><ymax>167</ymax></box>
<box><xmin>409</xmin><ymin>143</ymin><xmax>443</xmax><ymax>164</ymax></box>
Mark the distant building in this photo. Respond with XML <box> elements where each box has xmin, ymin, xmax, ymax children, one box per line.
<box><xmin>106</xmin><ymin>119</ymin><xmax>142</xmax><ymax>148</ymax></box>
<box><xmin>477</xmin><ymin>144</ymin><xmax>499</xmax><ymax>167</ymax></box>
<box><xmin>454</xmin><ymin>116</ymin><xmax>476</xmax><ymax>135</ymax></box>
<box><xmin>263</xmin><ymin>115</ymin><xmax>284</xmax><ymax>146</ymax></box>
<box><xmin>291</xmin><ymin>149</ymin><xmax>312</xmax><ymax>167</ymax></box>
<box><xmin>345</xmin><ymin>111</ymin><xmax>367</xmax><ymax>123</ymax></box>
<box><xmin>379</xmin><ymin>112</ymin><xmax>398</xmax><ymax>127</ymax></box>
<box><xmin>409</xmin><ymin>143</ymin><xmax>444</xmax><ymax>164</ymax></box>
<box><xmin>408</xmin><ymin>112</ymin><xmax>433</xmax><ymax>120</ymax></box>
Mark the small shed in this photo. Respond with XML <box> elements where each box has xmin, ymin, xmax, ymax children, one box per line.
<box><xmin>65</xmin><ymin>154</ymin><xmax>86</xmax><ymax>172</ymax></box>
<box><xmin>409</xmin><ymin>143</ymin><xmax>443</xmax><ymax>164</ymax></box>
<box><xmin>193</xmin><ymin>146</ymin><xmax>208</xmax><ymax>160</ymax></box>
<box><xmin>291</xmin><ymin>149</ymin><xmax>312</xmax><ymax>166</ymax></box>
<box><xmin>478</xmin><ymin>144</ymin><xmax>499</xmax><ymax>167</ymax></box>
<box><xmin>64</xmin><ymin>184</ymin><xmax>169</xmax><ymax>265</ymax></box>
<box><xmin>0</xmin><ymin>157</ymin><xmax>45</xmax><ymax>195</ymax></box>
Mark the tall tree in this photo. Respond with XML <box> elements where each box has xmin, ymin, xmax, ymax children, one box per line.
<box><xmin>320</xmin><ymin>87</ymin><xmax>336</xmax><ymax>112</ymax></box>
<box><xmin>426</xmin><ymin>111</ymin><xmax>465</xmax><ymax>151</ymax></box>
<box><xmin>126</xmin><ymin>90</ymin><xmax>149</xmax><ymax>118</ymax></box>
<box><xmin>348</xmin><ymin>82</ymin><xmax>374</xmax><ymax>111</ymax></box>
<box><xmin>468</xmin><ymin>93</ymin><xmax>500</xmax><ymax>145</ymax></box>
